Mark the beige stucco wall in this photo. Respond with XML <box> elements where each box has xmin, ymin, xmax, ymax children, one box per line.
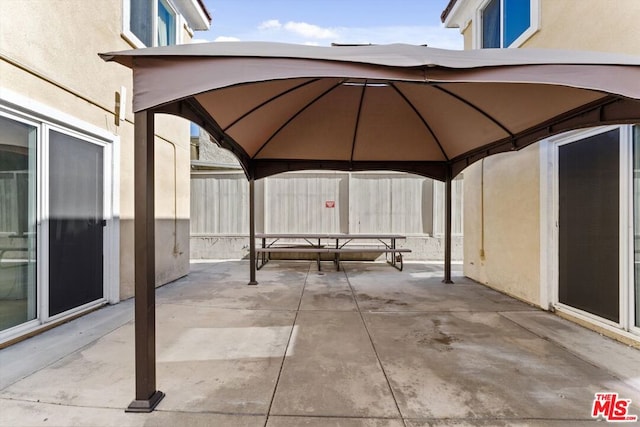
<box><xmin>463</xmin><ymin>145</ymin><xmax>541</xmax><ymax>305</ymax></box>
<box><xmin>462</xmin><ymin>25</ymin><xmax>473</xmax><ymax>50</ymax></box>
<box><xmin>0</xmin><ymin>0</ymin><xmax>193</xmax><ymax>300</ymax></box>
<box><xmin>522</xmin><ymin>0</ymin><xmax>640</xmax><ymax>55</ymax></box>
<box><xmin>454</xmin><ymin>0</ymin><xmax>640</xmax><ymax>307</ymax></box>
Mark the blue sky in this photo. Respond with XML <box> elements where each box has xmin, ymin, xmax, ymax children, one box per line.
<box><xmin>196</xmin><ymin>0</ymin><xmax>463</xmax><ymax>49</ymax></box>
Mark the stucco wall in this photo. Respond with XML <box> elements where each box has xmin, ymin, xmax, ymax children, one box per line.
<box><xmin>463</xmin><ymin>145</ymin><xmax>540</xmax><ymax>305</ymax></box>
<box><xmin>0</xmin><ymin>0</ymin><xmax>193</xmax><ymax>300</ymax></box>
<box><xmin>462</xmin><ymin>25</ymin><xmax>473</xmax><ymax>50</ymax></box>
<box><xmin>523</xmin><ymin>0</ymin><xmax>640</xmax><ymax>54</ymax></box>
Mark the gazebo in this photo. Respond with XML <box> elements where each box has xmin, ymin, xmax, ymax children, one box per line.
<box><xmin>100</xmin><ymin>42</ymin><xmax>640</xmax><ymax>411</ymax></box>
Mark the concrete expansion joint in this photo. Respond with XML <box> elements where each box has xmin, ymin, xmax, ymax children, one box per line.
<box><xmin>341</xmin><ymin>266</ymin><xmax>406</xmax><ymax>424</ymax></box>
<box><xmin>263</xmin><ymin>262</ymin><xmax>312</xmax><ymax>426</ymax></box>
<box><xmin>404</xmin><ymin>416</ymin><xmax>597</xmax><ymax>423</ymax></box>
<box><xmin>0</xmin><ymin>396</ymin><xmax>123</xmax><ymax>411</ymax></box>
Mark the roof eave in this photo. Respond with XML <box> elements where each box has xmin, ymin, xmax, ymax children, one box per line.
<box><xmin>173</xmin><ymin>0</ymin><xmax>211</xmax><ymax>31</ymax></box>
<box><xmin>441</xmin><ymin>0</ymin><xmax>476</xmax><ymax>32</ymax></box>
<box><xmin>441</xmin><ymin>0</ymin><xmax>459</xmax><ymax>23</ymax></box>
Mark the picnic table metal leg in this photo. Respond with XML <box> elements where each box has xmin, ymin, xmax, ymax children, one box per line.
<box><xmin>391</xmin><ymin>238</ymin><xmax>396</xmax><ymax>267</ymax></box>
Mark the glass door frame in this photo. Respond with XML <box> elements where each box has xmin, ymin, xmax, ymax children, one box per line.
<box><xmin>40</xmin><ymin>124</ymin><xmax>112</xmax><ymax>323</ymax></box>
<box><xmin>630</xmin><ymin>126</ymin><xmax>640</xmax><ymax>335</ymax></box>
<box><xmin>542</xmin><ymin>125</ymin><xmax>639</xmax><ymax>339</ymax></box>
<box><xmin>0</xmin><ymin>110</ymin><xmax>42</xmax><ymax>338</ymax></box>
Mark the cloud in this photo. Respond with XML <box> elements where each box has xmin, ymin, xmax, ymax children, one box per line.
<box><xmin>258</xmin><ymin>19</ymin><xmax>282</xmax><ymax>30</ymax></box>
<box><xmin>283</xmin><ymin>21</ymin><xmax>338</xmax><ymax>39</ymax></box>
<box><xmin>258</xmin><ymin>19</ymin><xmax>338</xmax><ymax>40</ymax></box>
<box><xmin>214</xmin><ymin>36</ymin><xmax>241</xmax><ymax>42</ymax></box>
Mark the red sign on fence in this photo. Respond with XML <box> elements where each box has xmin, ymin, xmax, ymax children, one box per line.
<box><xmin>325</xmin><ymin>200</ymin><xmax>335</xmax><ymax>208</ymax></box>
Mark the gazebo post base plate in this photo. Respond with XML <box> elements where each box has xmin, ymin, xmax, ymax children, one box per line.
<box><xmin>125</xmin><ymin>391</ymin><xmax>165</xmax><ymax>413</ymax></box>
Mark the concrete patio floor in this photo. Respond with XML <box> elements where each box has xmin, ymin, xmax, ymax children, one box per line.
<box><xmin>1</xmin><ymin>260</ymin><xmax>640</xmax><ymax>426</ymax></box>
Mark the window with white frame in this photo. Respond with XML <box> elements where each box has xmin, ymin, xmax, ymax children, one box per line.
<box><xmin>479</xmin><ymin>0</ymin><xmax>537</xmax><ymax>48</ymax></box>
<box><xmin>124</xmin><ymin>0</ymin><xmax>179</xmax><ymax>48</ymax></box>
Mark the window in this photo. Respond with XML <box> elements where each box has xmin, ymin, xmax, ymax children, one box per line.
<box><xmin>129</xmin><ymin>0</ymin><xmax>153</xmax><ymax>46</ymax></box>
<box><xmin>157</xmin><ymin>0</ymin><xmax>176</xmax><ymax>46</ymax></box>
<box><xmin>125</xmin><ymin>0</ymin><xmax>178</xmax><ymax>48</ymax></box>
<box><xmin>480</xmin><ymin>0</ymin><xmax>535</xmax><ymax>48</ymax></box>
<box><xmin>482</xmin><ymin>0</ymin><xmax>500</xmax><ymax>48</ymax></box>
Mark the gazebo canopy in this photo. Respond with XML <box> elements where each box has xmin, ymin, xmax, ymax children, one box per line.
<box><xmin>101</xmin><ymin>42</ymin><xmax>640</xmax><ymax>180</ymax></box>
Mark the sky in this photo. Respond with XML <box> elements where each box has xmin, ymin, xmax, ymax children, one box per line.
<box><xmin>195</xmin><ymin>0</ymin><xmax>463</xmax><ymax>49</ymax></box>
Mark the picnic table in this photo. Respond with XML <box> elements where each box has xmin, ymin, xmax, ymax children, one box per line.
<box><xmin>255</xmin><ymin>233</ymin><xmax>411</xmax><ymax>271</ymax></box>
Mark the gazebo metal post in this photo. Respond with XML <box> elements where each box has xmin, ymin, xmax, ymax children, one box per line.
<box><xmin>443</xmin><ymin>167</ymin><xmax>454</xmax><ymax>284</ymax></box>
<box><xmin>248</xmin><ymin>178</ymin><xmax>258</xmax><ymax>285</ymax></box>
<box><xmin>126</xmin><ymin>110</ymin><xmax>165</xmax><ymax>413</ymax></box>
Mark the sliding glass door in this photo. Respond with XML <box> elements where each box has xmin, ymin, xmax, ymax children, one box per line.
<box><xmin>0</xmin><ymin>110</ymin><xmax>110</xmax><ymax>338</ymax></box>
<box><xmin>0</xmin><ymin>115</ymin><xmax>37</xmax><ymax>331</ymax></box>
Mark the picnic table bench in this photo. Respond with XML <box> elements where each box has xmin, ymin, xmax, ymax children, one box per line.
<box><xmin>255</xmin><ymin>233</ymin><xmax>411</xmax><ymax>271</ymax></box>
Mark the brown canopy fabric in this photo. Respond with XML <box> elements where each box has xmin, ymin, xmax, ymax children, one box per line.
<box><xmin>101</xmin><ymin>42</ymin><xmax>640</xmax><ymax>180</ymax></box>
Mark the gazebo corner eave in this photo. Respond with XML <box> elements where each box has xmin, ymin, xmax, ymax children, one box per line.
<box><xmin>152</xmin><ymin>99</ymin><xmax>255</xmax><ymax>179</ymax></box>
<box><xmin>450</xmin><ymin>95</ymin><xmax>640</xmax><ymax>177</ymax></box>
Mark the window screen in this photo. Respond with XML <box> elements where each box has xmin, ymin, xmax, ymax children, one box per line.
<box><xmin>558</xmin><ymin>130</ymin><xmax>620</xmax><ymax>323</ymax></box>
<box><xmin>48</xmin><ymin>130</ymin><xmax>104</xmax><ymax>316</ymax></box>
